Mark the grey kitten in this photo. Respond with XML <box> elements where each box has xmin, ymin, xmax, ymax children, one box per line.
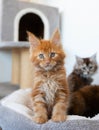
<box><xmin>68</xmin><ymin>54</ymin><xmax>98</xmax><ymax>92</ymax></box>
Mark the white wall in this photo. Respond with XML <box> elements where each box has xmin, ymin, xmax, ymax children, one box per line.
<box><xmin>32</xmin><ymin>0</ymin><xmax>99</xmax><ymax>84</ymax></box>
<box><xmin>62</xmin><ymin>0</ymin><xmax>99</xmax><ymax>85</ymax></box>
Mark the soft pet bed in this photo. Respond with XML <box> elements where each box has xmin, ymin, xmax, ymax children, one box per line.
<box><xmin>0</xmin><ymin>89</ymin><xmax>99</xmax><ymax>130</ymax></box>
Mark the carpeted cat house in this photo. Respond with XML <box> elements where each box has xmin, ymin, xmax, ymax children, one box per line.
<box><xmin>0</xmin><ymin>0</ymin><xmax>59</xmax><ymax>88</ymax></box>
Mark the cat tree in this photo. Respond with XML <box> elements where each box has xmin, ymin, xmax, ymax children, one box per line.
<box><xmin>0</xmin><ymin>0</ymin><xmax>59</xmax><ymax>88</ymax></box>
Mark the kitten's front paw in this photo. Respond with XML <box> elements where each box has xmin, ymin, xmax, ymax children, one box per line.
<box><xmin>52</xmin><ymin>114</ymin><xmax>67</xmax><ymax>122</ymax></box>
<box><xmin>33</xmin><ymin>116</ymin><xmax>48</xmax><ymax>124</ymax></box>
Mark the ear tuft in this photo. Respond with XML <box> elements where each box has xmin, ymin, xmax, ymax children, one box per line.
<box><xmin>26</xmin><ymin>31</ymin><xmax>40</xmax><ymax>48</ymax></box>
<box><xmin>90</xmin><ymin>53</ymin><xmax>97</xmax><ymax>62</ymax></box>
<box><xmin>50</xmin><ymin>28</ymin><xmax>61</xmax><ymax>45</ymax></box>
<box><xmin>75</xmin><ymin>55</ymin><xmax>83</xmax><ymax>63</ymax></box>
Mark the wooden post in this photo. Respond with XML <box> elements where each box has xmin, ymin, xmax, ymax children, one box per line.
<box><xmin>11</xmin><ymin>49</ymin><xmax>20</xmax><ymax>85</ymax></box>
<box><xmin>20</xmin><ymin>48</ymin><xmax>33</xmax><ymax>88</ymax></box>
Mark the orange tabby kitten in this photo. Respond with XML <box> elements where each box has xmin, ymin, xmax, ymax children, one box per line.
<box><xmin>27</xmin><ymin>29</ymin><xmax>69</xmax><ymax>124</ymax></box>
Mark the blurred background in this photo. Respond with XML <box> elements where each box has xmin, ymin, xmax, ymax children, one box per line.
<box><xmin>0</xmin><ymin>0</ymin><xmax>99</xmax><ymax>98</ymax></box>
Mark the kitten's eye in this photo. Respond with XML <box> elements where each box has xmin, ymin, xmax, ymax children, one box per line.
<box><xmin>89</xmin><ymin>66</ymin><xmax>93</xmax><ymax>70</ymax></box>
<box><xmin>39</xmin><ymin>54</ymin><xmax>44</xmax><ymax>59</ymax></box>
<box><xmin>50</xmin><ymin>52</ymin><xmax>55</xmax><ymax>58</ymax></box>
<box><xmin>82</xmin><ymin>67</ymin><xmax>86</xmax><ymax>70</ymax></box>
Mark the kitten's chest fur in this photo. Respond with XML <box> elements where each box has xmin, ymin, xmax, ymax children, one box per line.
<box><xmin>68</xmin><ymin>72</ymin><xmax>93</xmax><ymax>92</ymax></box>
<box><xmin>33</xmin><ymin>69</ymin><xmax>66</xmax><ymax>113</ymax></box>
<box><xmin>76</xmin><ymin>73</ymin><xmax>92</xmax><ymax>85</ymax></box>
<box><xmin>41</xmin><ymin>73</ymin><xmax>60</xmax><ymax>104</ymax></box>
<box><xmin>42</xmin><ymin>77</ymin><xmax>58</xmax><ymax>105</ymax></box>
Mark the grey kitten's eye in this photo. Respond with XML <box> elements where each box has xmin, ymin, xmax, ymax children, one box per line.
<box><xmin>50</xmin><ymin>52</ymin><xmax>55</xmax><ymax>58</ymax></box>
<box><xmin>82</xmin><ymin>67</ymin><xmax>86</xmax><ymax>70</ymax></box>
<box><xmin>39</xmin><ymin>54</ymin><xmax>44</xmax><ymax>59</ymax></box>
<box><xmin>89</xmin><ymin>66</ymin><xmax>93</xmax><ymax>70</ymax></box>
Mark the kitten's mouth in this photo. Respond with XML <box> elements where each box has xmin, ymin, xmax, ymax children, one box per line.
<box><xmin>40</xmin><ymin>63</ymin><xmax>56</xmax><ymax>71</ymax></box>
<box><xmin>83</xmin><ymin>74</ymin><xmax>90</xmax><ymax>78</ymax></box>
<box><xmin>41</xmin><ymin>64</ymin><xmax>55</xmax><ymax>71</ymax></box>
<box><xmin>44</xmin><ymin>65</ymin><xmax>53</xmax><ymax>71</ymax></box>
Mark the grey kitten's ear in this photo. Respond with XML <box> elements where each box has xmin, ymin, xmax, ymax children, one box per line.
<box><xmin>90</xmin><ymin>53</ymin><xmax>97</xmax><ymax>62</ymax></box>
<box><xmin>26</xmin><ymin>31</ymin><xmax>40</xmax><ymax>49</ymax></box>
<box><xmin>50</xmin><ymin>29</ymin><xmax>61</xmax><ymax>45</ymax></box>
<box><xmin>76</xmin><ymin>55</ymin><xmax>83</xmax><ymax>63</ymax></box>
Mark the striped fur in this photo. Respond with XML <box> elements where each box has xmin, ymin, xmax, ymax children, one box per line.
<box><xmin>27</xmin><ymin>29</ymin><xmax>69</xmax><ymax>124</ymax></box>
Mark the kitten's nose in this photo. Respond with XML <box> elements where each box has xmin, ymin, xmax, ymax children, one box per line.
<box><xmin>45</xmin><ymin>60</ymin><xmax>50</xmax><ymax>65</ymax></box>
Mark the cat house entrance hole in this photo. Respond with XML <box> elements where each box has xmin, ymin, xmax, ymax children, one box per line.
<box><xmin>19</xmin><ymin>13</ymin><xmax>44</xmax><ymax>41</ymax></box>
<box><xmin>14</xmin><ymin>8</ymin><xmax>50</xmax><ymax>41</ymax></box>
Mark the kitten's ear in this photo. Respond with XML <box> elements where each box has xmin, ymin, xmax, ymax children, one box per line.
<box><xmin>76</xmin><ymin>56</ymin><xmax>83</xmax><ymax>63</ymax></box>
<box><xmin>50</xmin><ymin>29</ymin><xmax>61</xmax><ymax>45</ymax></box>
<box><xmin>27</xmin><ymin>31</ymin><xmax>40</xmax><ymax>49</ymax></box>
<box><xmin>90</xmin><ymin>53</ymin><xmax>97</xmax><ymax>62</ymax></box>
